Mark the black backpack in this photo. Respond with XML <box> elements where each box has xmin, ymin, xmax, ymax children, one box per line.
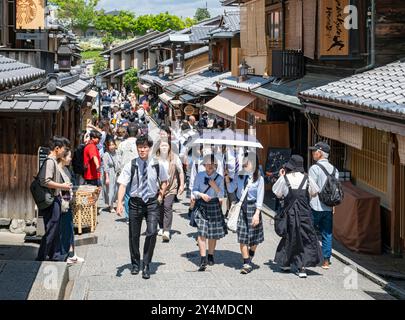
<box><xmin>316</xmin><ymin>163</ymin><xmax>344</xmax><ymax>207</ymax></box>
<box><xmin>72</xmin><ymin>144</ymin><xmax>85</xmax><ymax>175</ymax></box>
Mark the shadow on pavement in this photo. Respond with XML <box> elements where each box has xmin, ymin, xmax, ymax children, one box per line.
<box><xmin>363</xmin><ymin>290</ymin><xmax>398</xmax><ymax>300</ymax></box>
<box><xmin>181</xmin><ymin>249</ymin><xmax>242</xmax><ymax>270</ymax></box>
<box><xmin>115</xmin><ymin>262</ymin><xmax>165</xmax><ymax>277</ymax></box>
<box><xmin>264</xmin><ymin>259</ymin><xmax>322</xmax><ymax>276</ymax></box>
<box><xmin>0</xmin><ymin>245</ymin><xmax>41</xmax><ymax>300</ymax></box>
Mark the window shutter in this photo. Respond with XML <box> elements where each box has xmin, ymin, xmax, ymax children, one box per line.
<box><xmin>256</xmin><ymin>0</ymin><xmax>267</xmax><ymax>56</ymax></box>
<box><xmin>285</xmin><ymin>0</ymin><xmax>302</xmax><ymax>50</ymax></box>
<box><xmin>319</xmin><ymin>117</ymin><xmax>340</xmax><ymax>141</ymax></box>
<box><xmin>247</xmin><ymin>2</ymin><xmax>257</xmax><ymax>55</ymax></box>
<box><xmin>339</xmin><ymin>121</ymin><xmax>363</xmax><ymax>150</ymax></box>
<box><xmin>303</xmin><ymin>0</ymin><xmax>316</xmax><ymax>59</ymax></box>
<box><xmin>240</xmin><ymin>4</ymin><xmax>248</xmax><ymax>57</ymax></box>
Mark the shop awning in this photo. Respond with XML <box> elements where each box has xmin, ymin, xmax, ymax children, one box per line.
<box><xmin>159</xmin><ymin>92</ymin><xmax>174</xmax><ymax>104</ymax></box>
<box><xmin>204</xmin><ymin>89</ymin><xmax>256</xmax><ymax>122</ymax></box>
<box><xmin>170</xmin><ymin>100</ymin><xmax>182</xmax><ymax>107</ymax></box>
<box><xmin>139</xmin><ymin>83</ymin><xmax>151</xmax><ymax>92</ymax></box>
<box><xmin>253</xmin><ymin>73</ymin><xmax>341</xmax><ymax>109</ymax></box>
<box><xmin>180</xmin><ymin>93</ymin><xmax>197</xmax><ymax>103</ymax></box>
<box><xmin>86</xmin><ymin>89</ymin><xmax>98</xmax><ymax>98</ymax></box>
<box><xmin>305</xmin><ymin>103</ymin><xmax>405</xmax><ymax>136</ymax></box>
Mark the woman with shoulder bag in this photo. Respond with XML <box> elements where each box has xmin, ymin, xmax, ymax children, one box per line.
<box><xmin>155</xmin><ymin>140</ymin><xmax>185</xmax><ymax>242</ymax></box>
<box><xmin>226</xmin><ymin>152</ymin><xmax>265</xmax><ymax>274</ymax></box>
<box><xmin>272</xmin><ymin>155</ymin><xmax>322</xmax><ymax>278</ymax></box>
<box><xmin>192</xmin><ymin>154</ymin><xmax>227</xmax><ymax>271</ymax></box>
<box><xmin>58</xmin><ymin>149</ymin><xmax>85</xmax><ymax>265</ymax></box>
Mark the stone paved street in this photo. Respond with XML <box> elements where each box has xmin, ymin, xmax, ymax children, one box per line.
<box><xmin>67</xmin><ymin>195</ymin><xmax>396</xmax><ymax>300</ymax></box>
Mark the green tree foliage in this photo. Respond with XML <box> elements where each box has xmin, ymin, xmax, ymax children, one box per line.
<box><xmin>134</xmin><ymin>12</ymin><xmax>186</xmax><ymax>34</ymax></box>
<box><xmin>123</xmin><ymin>68</ymin><xmax>141</xmax><ymax>95</ymax></box>
<box><xmin>184</xmin><ymin>17</ymin><xmax>197</xmax><ymax>28</ymax></box>
<box><xmin>50</xmin><ymin>0</ymin><xmax>99</xmax><ymax>33</ymax></box>
<box><xmin>194</xmin><ymin>8</ymin><xmax>211</xmax><ymax>22</ymax></box>
<box><xmin>94</xmin><ymin>10</ymin><xmax>137</xmax><ymax>37</ymax></box>
<box><xmin>95</xmin><ymin>11</ymin><xmax>194</xmax><ymax>37</ymax></box>
<box><xmin>92</xmin><ymin>57</ymin><xmax>107</xmax><ymax>76</ymax></box>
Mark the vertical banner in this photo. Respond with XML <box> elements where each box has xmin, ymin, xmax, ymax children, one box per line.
<box><xmin>16</xmin><ymin>0</ymin><xmax>45</xmax><ymax>30</ymax></box>
<box><xmin>173</xmin><ymin>44</ymin><xmax>185</xmax><ymax>76</ymax></box>
<box><xmin>319</xmin><ymin>0</ymin><xmax>350</xmax><ymax>56</ymax></box>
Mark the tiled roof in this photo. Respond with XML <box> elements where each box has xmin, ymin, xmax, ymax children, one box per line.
<box><xmin>0</xmin><ymin>55</ymin><xmax>46</xmax><ymax>90</ymax></box>
<box><xmin>164</xmin><ymin>70</ymin><xmax>231</xmax><ymax>96</ymax></box>
<box><xmin>253</xmin><ymin>73</ymin><xmax>342</xmax><ymax>107</ymax></box>
<box><xmin>209</xmin><ymin>10</ymin><xmax>240</xmax><ymax>36</ymax></box>
<box><xmin>101</xmin><ymin>31</ymin><xmax>162</xmax><ymax>55</ymax></box>
<box><xmin>124</xmin><ymin>30</ymin><xmax>172</xmax><ymax>53</ymax></box>
<box><xmin>188</xmin><ymin>26</ymin><xmax>215</xmax><ymax>44</ymax></box>
<box><xmin>150</xmin><ymin>16</ymin><xmax>221</xmax><ymax>47</ymax></box>
<box><xmin>223</xmin><ymin>11</ymin><xmax>240</xmax><ymax>32</ymax></box>
<box><xmin>185</xmin><ymin>71</ymin><xmax>231</xmax><ymax>95</ymax></box>
<box><xmin>219</xmin><ymin>76</ymin><xmax>273</xmax><ymax>92</ymax></box>
<box><xmin>0</xmin><ymin>95</ymin><xmax>66</xmax><ymax>112</ymax></box>
<box><xmin>57</xmin><ymin>79</ymin><xmax>92</xmax><ymax>99</ymax></box>
<box><xmin>300</xmin><ymin>60</ymin><xmax>405</xmax><ymax>116</ymax></box>
<box><xmin>160</xmin><ymin>46</ymin><xmax>209</xmax><ymax>67</ymax></box>
<box><xmin>139</xmin><ymin>69</ymin><xmax>171</xmax><ymax>87</ymax></box>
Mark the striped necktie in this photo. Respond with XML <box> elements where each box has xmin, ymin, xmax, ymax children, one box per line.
<box><xmin>234</xmin><ymin>150</ymin><xmax>239</xmax><ymax>176</ymax></box>
<box><xmin>139</xmin><ymin>160</ymin><xmax>149</xmax><ymax>203</ymax></box>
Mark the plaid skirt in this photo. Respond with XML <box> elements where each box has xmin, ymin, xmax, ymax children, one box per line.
<box><xmin>194</xmin><ymin>198</ymin><xmax>228</xmax><ymax>240</ymax></box>
<box><xmin>237</xmin><ymin>201</ymin><xmax>264</xmax><ymax>246</ymax></box>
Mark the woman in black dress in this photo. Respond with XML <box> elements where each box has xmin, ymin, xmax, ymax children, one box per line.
<box><xmin>272</xmin><ymin>155</ymin><xmax>322</xmax><ymax>278</ymax></box>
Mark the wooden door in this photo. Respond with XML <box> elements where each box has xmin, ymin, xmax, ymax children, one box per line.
<box><xmin>256</xmin><ymin>121</ymin><xmax>290</xmax><ymax>168</ymax></box>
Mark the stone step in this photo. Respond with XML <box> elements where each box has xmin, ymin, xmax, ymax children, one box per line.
<box><xmin>0</xmin><ymin>260</ymin><xmax>68</xmax><ymax>300</ymax></box>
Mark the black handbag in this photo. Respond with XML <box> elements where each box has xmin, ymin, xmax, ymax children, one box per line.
<box><xmin>30</xmin><ymin>158</ymin><xmax>56</xmax><ymax>210</ymax></box>
<box><xmin>274</xmin><ymin>210</ymin><xmax>287</xmax><ymax>237</ymax></box>
<box><xmin>189</xmin><ymin>174</ymin><xmax>219</xmax><ymax>227</ymax></box>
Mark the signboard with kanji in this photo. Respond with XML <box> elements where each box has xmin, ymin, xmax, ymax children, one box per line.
<box><xmin>320</xmin><ymin>0</ymin><xmax>350</xmax><ymax>56</ymax></box>
<box><xmin>16</xmin><ymin>0</ymin><xmax>45</xmax><ymax>30</ymax></box>
<box><xmin>173</xmin><ymin>45</ymin><xmax>185</xmax><ymax>76</ymax></box>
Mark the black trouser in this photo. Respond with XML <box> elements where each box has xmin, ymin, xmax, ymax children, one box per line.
<box><xmin>37</xmin><ymin>196</ymin><xmax>64</xmax><ymax>261</ymax></box>
<box><xmin>128</xmin><ymin>196</ymin><xmax>159</xmax><ymax>267</ymax></box>
<box><xmin>159</xmin><ymin>194</ymin><xmax>175</xmax><ymax>231</ymax></box>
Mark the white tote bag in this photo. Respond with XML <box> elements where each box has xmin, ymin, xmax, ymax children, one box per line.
<box><xmin>227</xmin><ymin>178</ymin><xmax>252</xmax><ymax>232</ymax></box>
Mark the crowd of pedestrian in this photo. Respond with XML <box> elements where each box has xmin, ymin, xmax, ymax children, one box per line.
<box><xmin>32</xmin><ymin>86</ymin><xmax>343</xmax><ymax>280</ymax></box>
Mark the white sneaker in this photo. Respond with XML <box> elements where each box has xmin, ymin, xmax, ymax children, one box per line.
<box><xmin>162</xmin><ymin>231</ymin><xmax>170</xmax><ymax>242</ymax></box>
<box><xmin>67</xmin><ymin>255</ymin><xmax>85</xmax><ymax>265</ymax></box>
<box><xmin>241</xmin><ymin>264</ymin><xmax>253</xmax><ymax>274</ymax></box>
<box><xmin>297</xmin><ymin>268</ymin><xmax>307</xmax><ymax>278</ymax></box>
<box><xmin>280</xmin><ymin>266</ymin><xmax>291</xmax><ymax>272</ymax></box>
<box><xmin>158</xmin><ymin>229</ymin><xmax>164</xmax><ymax>237</ymax></box>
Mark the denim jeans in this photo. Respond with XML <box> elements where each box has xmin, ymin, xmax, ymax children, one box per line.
<box><xmin>60</xmin><ymin>208</ymin><xmax>75</xmax><ymax>257</ymax></box>
<box><xmin>312</xmin><ymin>210</ymin><xmax>333</xmax><ymax>260</ymax></box>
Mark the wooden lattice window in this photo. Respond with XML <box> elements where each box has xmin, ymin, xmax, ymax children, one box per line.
<box><xmin>348</xmin><ymin>128</ymin><xmax>389</xmax><ymax>193</ymax></box>
<box><xmin>267</xmin><ymin>7</ymin><xmax>283</xmax><ymax>48</ymax></box>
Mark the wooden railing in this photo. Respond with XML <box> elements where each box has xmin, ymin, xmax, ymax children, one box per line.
<box><xmin>0</xmin><ymin>49</ymin><xmax>55</xmax><ymax>73</ymax></box>
<box><xmin>271</xmin><ymin>49</ymin><xmax>304</xmax><ymax>79</ymax></box>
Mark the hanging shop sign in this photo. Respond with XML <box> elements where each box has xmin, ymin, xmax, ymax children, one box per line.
<box><xmin>184</xmin><ymin>105</ymin><xmax>195</xmax><ymax>116</ymax></box>
<box><xmin>173</xmin><ymin>44</ymin><xmax>185</xmax><ymax>76</ymax></box>
<box><xmin>16</xmin><ymin>0</ymin><xmax>45</xmax><ymax>30</ymax></box>
<box><xmin>319</xmin><ymin>0</ymin><xmax>350</xmax><ymax>57</ymax></box>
